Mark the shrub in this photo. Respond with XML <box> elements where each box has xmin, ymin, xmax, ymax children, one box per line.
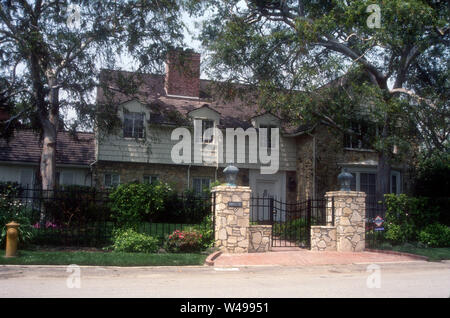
<box><xmin>192</xmin><ymin>215</ymin><xmax>214</xmax><ymax>249</ymax></box>
<box><xmin>384</xmin><ymin>194</ymin><xmax>440</xmax><ymax>243</ymax></box>
<box><xmin>43</xmin><ymin>185</ymin><xmax>111</xmax><ymax>227</ymax></box>
<box><xmin>112</xmin><ymin>229</ymin><xmax>160</xmax><ymax>253</ymax></box>
<box><xmin>109</xmin><ymin>182</ymin><xmax>174</xmax><ymax>227</ymax></box>
<box><xmin>0</xmin><ymin>189</ymin><xmax>34</xmax><ymax>248</ymax></box>
<box><xmin>164</xmin><ymin>229</ymin><xmax>203</xmax><ymax>253</ymax></box>
<box><xmin>273</xmin><ymin>218</ymin><xmax>307</xmax><ymax>239</ymax></box>
<box><xmin>418</xmin><ymin>223</ymin><xmax>450</xmax><ymax>248</ymax></box>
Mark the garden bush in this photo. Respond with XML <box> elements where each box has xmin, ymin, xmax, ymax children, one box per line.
<box><xmin>112</xmin><ymin>229</ymin><xmax>160</xmax><ymax>253</ymax></box>
<box><xmin>109</xmin><ymin>182</ymin><xmax>174</xmax><ymax>227</ymax></box>
<box><xmin>384</xmin><ymin>194</ymin><xmax>440</xmax><ymax>244</ymax></box>
<box><xmin>418</xmin><ymin>223</ymin><xmax>450</xmax><ymax>247</ymax></box>
<box><xmin>0</xmin><ymin>187</ymin><xmax>34</xmax><ymax>248</ymax></box>
<box><xmin>273</xmin><ymin>218</ymin><xmax>308</xmax><ymax>240</ymax></box>
<box><xmin>43</xmin><ymin>185</ymin><xmax>111</xmax><ymax>227</ymax></box>
<box><xmin>109</xmin><ymin>182</ymin><xmax>212</xmax><ymax>226</ymax></box>
<box><xmin>164</xmin><ymin>229</ymin><xmax>203</xmax><ymax>253</ymax></box>
<box><xmin>191</xmin><ymin>215</ymin><xmax>214</xmax><ymax>249</ymax></box>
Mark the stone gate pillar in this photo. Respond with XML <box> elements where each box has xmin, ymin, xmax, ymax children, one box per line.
<box><xmin>212</xmin><ymin>185</ymin><xmax>251</xmax><ymax>253</ymax></box>
<box><xmin>325</xmin><ymin>191</ymin><xmax>366</xmax><ymax>252</ymax></box>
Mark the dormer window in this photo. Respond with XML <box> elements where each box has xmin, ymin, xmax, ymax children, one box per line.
<box><xmin>123</xmin><ymin>112</ymin><xmax>145</xmax><ymax>139</ymax></box>
<box><xmin>260</xmin><ymin>125</ymin><xmax>275</xmax><ymax>148</ymax></box>
<box><xmin>202</xmin><ymin>119</ymin><xmax>214</xmax><ymax>143</ymax></box>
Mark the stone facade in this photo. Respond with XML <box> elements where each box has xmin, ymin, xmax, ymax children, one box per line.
<box><xmin>94</xmin><ymin>161</ymin><xmax>249</xmax><ymax>192</ymax></box>
<box><xmin>296</xmin><ymin>125</ymin><xmax>414</xmax><ymax>200</ymax></box>
<box><xmin>212</xmin><ymin>185</ymin><xmax>251</xmax><ymax>253</ymax></box>
<box><xmin>326</xmin><ymin>191</ymin><xmax>366</xmax><ymax>252</ymax></box>
<box><xmin>296</xmin><ymin>126</ymin><xmax>379</xmax><ymax>200</ymax></box>
<box><xmin>248</xmin><ymin>225</ymin><xmax>272</xmax><ymax>253</ymax></box>
<box><xmin>310</xmin><ymin>226</ymin><xmax>336</xmax><ymax>251</ymax></box>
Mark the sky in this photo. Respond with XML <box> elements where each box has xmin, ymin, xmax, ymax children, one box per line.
<box><xmin>63</xmin><ymin>11</ymin><xmax>206</xmax><ymax>128</ymax></box>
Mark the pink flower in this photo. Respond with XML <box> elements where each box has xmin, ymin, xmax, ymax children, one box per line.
<box><xmin>33</xmin><ymin>223</ymin><xmax>40</xmax><ymax>229</ymax></box>
<box><xmin>45</xmin><ymin>221</ymin><xmax>58</xmax><ymax>229</ymax></box>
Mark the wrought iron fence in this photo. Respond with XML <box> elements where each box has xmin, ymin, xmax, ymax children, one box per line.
<box><xmin>365</xmin><ymin>196</ymin><xmax>387</xmax><ymax>249</ymax></box>
<box><xmin>250</xmin><ymin>197</ymin><xmax>329</xmax><ymax>247</ymax></box>
<box><xmin>0</xmin><ymin>186</ymin><xmax>214</xmax><ymax>247</ymax></box>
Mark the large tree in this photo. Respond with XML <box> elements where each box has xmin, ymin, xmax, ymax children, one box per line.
<box><xmin>192</xmin><ymin>0</ymin><xmax>449</xmax><ymax>200</ymax></box>
<box><xmin>0</xmin><ymin>0</ymin><xmax>185</xmax><ymax>190</ymax></box>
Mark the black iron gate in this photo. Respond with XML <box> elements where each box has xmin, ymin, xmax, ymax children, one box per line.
<box><xmin>250</xmin><ymin>197</ymin><xmax>328</xmax><ymax>248</ymax></box>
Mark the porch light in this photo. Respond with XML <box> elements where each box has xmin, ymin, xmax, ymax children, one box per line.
<box><xmin>224</xmin><ymin>165</ymin><xmax>239</xmax><ymax>187</ymax></box>
<box><xmin>338</xmin><ymin>168</ymin><xmax>353</xmax><ymax>191</ymax></box>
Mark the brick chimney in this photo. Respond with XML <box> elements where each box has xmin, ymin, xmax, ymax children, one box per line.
<box><xmin>165</xmin><ymin>51</ymin><xmax>200</xmax><ymax>98</ymax></box>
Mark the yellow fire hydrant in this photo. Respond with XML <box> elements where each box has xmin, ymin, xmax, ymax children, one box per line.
<box><xmin>5</xmin><ymin>222</ymin><xmax>20</xmax><ymax>258</ymax></box>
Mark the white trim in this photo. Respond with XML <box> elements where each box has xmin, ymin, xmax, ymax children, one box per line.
<box><xmin>166</xmin><ymin>93</ymin><xmax>200</xmax><ymax>100</ymax></box>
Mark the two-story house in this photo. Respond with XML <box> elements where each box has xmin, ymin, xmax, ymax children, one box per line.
<box><xmin>93</xmin><ymin>51</ymin><xmax>410</xmax><ymax>204</ymax></box>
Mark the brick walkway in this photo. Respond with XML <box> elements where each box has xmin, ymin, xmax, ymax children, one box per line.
<box><xmin>213</xmin><ymin>248</ymin><xmax>425</xmax><ymax>266</ymax></box>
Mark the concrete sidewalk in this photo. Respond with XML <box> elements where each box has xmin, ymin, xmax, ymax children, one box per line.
<box><xmin>213</xmin><ymin>248</ymin><xmax>426</xmax><ymax>266</ymax></box>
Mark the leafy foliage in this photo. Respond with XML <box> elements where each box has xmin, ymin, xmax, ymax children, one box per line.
<box><xmin>112</xmin><ymin>228</ymin><xmax>160</xmax><ymax>253</ymax></box>
<box><xmin>0</xmin><ymin>187</ymin><xmax>34</xmax><ymax>248</ymax></box>
<box><xmin>418</xmin><ymin>223</ymin><xmax>450</xmax><ymax>248</ymax></box>
<box><xmin>192</xmin><ymin>0</ymin><xmax>450</xmax><ymax>197</ymax></box>
<box><xmin>164</xmin><ymin>229</ymin><xmax>203</xmax><ymax>253</ymax></box>
<box><xmin>43</xmin><ymin>185</ymin><xmax>111</xmax><ymax>227</ymax></box>
<box><xmin>414</xmin><ymin>151</ymin><xmax>450</xmax><ymax>198</ymax></box>
<box><xmin>0</xmin><ymin>0</ymin><xmax>186</xmax><ymax>190</ymax></box>
<box><xmin>109</xmin><ymin>182</ymin><xmax>173</xmax><ymax>227</ymax></box>
<box><xmin>384</xmin><ymin>194</ymin><xmax>440</xmax><ymax>244</ymax></box>
<box><xmin>272</xmin><ymin>217</ymin><xmax>308</xmax><ymax>243</ymax></box>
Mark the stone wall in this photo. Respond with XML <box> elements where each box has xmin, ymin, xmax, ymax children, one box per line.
<box><xmin>295</xmin><ymin>126</ymin><xmax>380</xmax><ymax>200</ymax></box>
<box><xmin>212</xmin><ymin>185</ymin><xmax>251</xmax><ymax>253</ymax></box>
<box><xmin>325</xmin><ymin>191</ymin><xmax>366</xmax><ymax>252</ymax></box>
<box><xmin>93</xmin><ymin>161</ymin><xmax>250</xmax><ymax>191</ymax></box>
<box><xmin>310</xmin><ymin>226</ymin><xmax>336</xmax><ymax>251</ymax></box>
<box><xmin>248</xmin><ymin>225</ymin><xmax>272</xmax><ymax>253</ymax></box>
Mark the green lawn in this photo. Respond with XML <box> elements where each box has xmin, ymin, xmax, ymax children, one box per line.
<box><xmin>389</xmin><ymin>246</ymin><xmax>450</xmax><ymax>261</ymax></box>
<box><xmin>0</xmin><ymin>250</ymin><xmax>208</xmax><ymax>266</ymax></box>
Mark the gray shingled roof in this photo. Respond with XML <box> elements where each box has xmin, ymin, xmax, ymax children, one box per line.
<box><xmin>0</xmin><ymin>130</ymin><xmax>95</xmax><ymax>166</ymax></box>
<box><xmin>97</xmin><ymin>70</ymin><xmax>297</xmax><ymax>133</ymax></box>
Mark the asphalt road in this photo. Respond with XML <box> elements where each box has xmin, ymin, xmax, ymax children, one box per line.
<box><xmin>1</xmin><ymin>261</ymin><xmax>449</xmax><ymax>298</ymax></box>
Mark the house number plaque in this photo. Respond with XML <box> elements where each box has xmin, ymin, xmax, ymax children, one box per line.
<box><xmin>228</xmin><ymin>202</ymin><xmax>242</xmax><ymax>208</ymax></box>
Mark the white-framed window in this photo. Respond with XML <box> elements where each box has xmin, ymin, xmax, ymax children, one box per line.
<box><xmin>193</xmin><ymin>177</ymin><xmax>211</xmax><ymax>194</ymax></box>
<box><xmin>123</xmin><ymin>112</ymin><xmax>145</xmax><ymax>138</ymax></box>
<box><xmin>104</xmin><ymin>173</ymin><xmax>120</xmax><ymax>187</ymax></box>
<box><xmin>194</xmin><ymin>119</ymin><xmax>215</xmax><ymax>144</ymax></box>
<box><xmin>201</xmin><ymin>119</ymin><xmax>214</xmax><ymax>143</ymax></box>
<box><xmin>390</xmin><ymin>171</ymin><xmax>401</xmax><ymax>194</ymax></box>
<box><xmin>143</xmin><ymin>175</ymin><xmax>159</xmax><ymax>185</ymax></box>
<box><xmin>347</xmin><ymin>168</ymin><xmax>401</xmax><ymax>198</ymax></box>
<box><xmin>344</xmin><ymin>122</ymin><xmax>378</xmax><ymax>150</ymax></box>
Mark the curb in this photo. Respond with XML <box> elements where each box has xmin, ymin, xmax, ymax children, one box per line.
<box><xmin>205</xmin><ymin>251</ymin><xmax>222</xmax><ymax>266</ymax></box>
<box><xmin>365</xmin><ymin>249</ymin><xmax>429</xmax><ymax>261</ymax></box>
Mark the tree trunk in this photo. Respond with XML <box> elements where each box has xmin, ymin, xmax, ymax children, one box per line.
<box><xmin>40</xmin><ymin>121</ymin><xmax>57</xmax><ymax>192</ymax></box>
<box><xmin>376</xmin><ymin>150</ymin><xmax>391</xmax><ymax>203</ymax></box>
<box><xmin>376</xmin><ymin>120</ymin><xmax>391</xmax><ymax>203</ymax></box>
